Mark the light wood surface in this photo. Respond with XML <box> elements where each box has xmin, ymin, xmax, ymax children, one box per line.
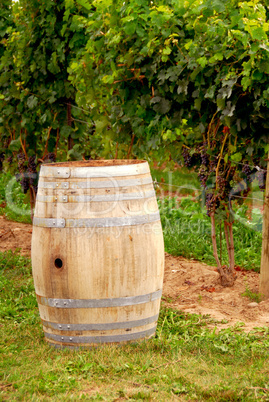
<box><xmin>31</xmin><ymin>160</ymin><xmax>164</xmax><ymax>348</ymax></box>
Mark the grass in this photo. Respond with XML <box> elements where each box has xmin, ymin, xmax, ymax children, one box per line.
<box><xmin>159</xmin><ymin>196</ymin><xmax>263</xmax><ymax>272</ymax></box>
<box><xmin>242</xmin><ymin>281</ymin><xmax>263</xmax><ymax>304</ymax></box>
<box><xmin>1</xmin><ymin>251</ymin><xmax>269</xmax><ymax>401</ymax></box>
<box><xmin>0</xmin><ymin>172</ymin><xmax>31</xmax><ymax>224</ymax></box>
<box><xmin>151</xmin><ymin>166</ymin><xmax>200</xmax><ymax>196</ymax></box>
<box><xmin>0</xmin><ymin>166</ymin><xmax>267</xmax><ymax>399</ymax></box>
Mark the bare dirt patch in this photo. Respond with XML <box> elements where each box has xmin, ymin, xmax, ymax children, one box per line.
<box><xmin>0</xmin><ymin>216</ymin><xmax>32</xmax><ymax>256</ymax></box>
<box><xmin>0</xmin><ymin>215</ymin><xmax>268</xmax><ymax>331</ymax></box>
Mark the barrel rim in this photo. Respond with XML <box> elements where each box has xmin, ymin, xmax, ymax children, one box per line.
<box><xmin>42</xmin><ymin>160</ymin><xmax>147</xmax><ymax>168</ymax></box>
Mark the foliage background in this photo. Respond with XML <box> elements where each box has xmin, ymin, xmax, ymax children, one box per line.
<box><xmin>0</xmin><ymin>0</ymin><xmax>268</xmax><ymax>164</ymax></box>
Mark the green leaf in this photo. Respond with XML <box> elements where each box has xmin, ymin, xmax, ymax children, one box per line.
<box><xmin>9</xmin><ymin>139</ymin><xmax>21</xmax><ymax>152</ymax></box>
<box><xmin>60</xmin><ymin>125</ymin><xmax>73</xmax><ymax>138</ymax></box>
<box><xmin>95</xmin><ymin>116</ymin><xmax>109</xmax><ymax>131</ymax></box>
<box><xmin>162</xmin><ymin>129</ymin><xmax>176</xmax><ymax>141</ymax></box>
<box><xmin>102</xmin><ymin>75</ymin><xmax>114</xmax><ymax>84</ymax></box>
<box><xmin>251</xmin><ymin>27</ymin><xmax>267</xmax><ymax>41</ymax></box>
<box><xmin>194</xmin><ymin>98</ymin><xmax>201</xmax><ymax>111</ymax></box>
<box><xmin>163</xmin><ymin>46</ymin><xmax>172</xmax><ymax>55</ymax></box>
<box><xmin>177</xmin><ymin>80</ymin><xmax>188</xmax><ymax>95</ymax></box>
<box><xmin>76</xmin><ymin>0</ymin><xmax>92</xmax><ymax>10</ymax></box>
<box><xmin>151</xmin><ymin>97</ymin><xmax>171</xmax><ymax>114</ymax></box>
<box><xmin>124</xmin><ymin>22</ymin><xmax>136</xmax><ymax>36</ymax></box>
<box><xmin>217</xmin><ymin>97</ymin><xmax>225</xmax><ymax>110</ymax></box>
<box><xmin>229</xmin><ymin>144</ymin><xmax>236</xmax><ymax>153</ymax></box>
<box><xmin>209</xmin><ymin>53</ymin><xmax>223</xmax><ymax>63</ymax></box>
<box><xmin>205</xmin><ymin>86</ymin><xmax>215</xmax><ymax>99</ymax></box>
<box><xmin>222</xmin><ymin>101</ymin><xmax>235</xmax><ymax>117</ymax></box>
<box><xmin>27</xmin><ymin>96</ymin><xmax>38</xmax><ymax>109</ymax></box>
<box><xmin>197</xmin><ymin>57</ymin><xmax>207</xmax><ymax>68</ymax></box>
<box><xmin>258</xmin><ymin>61</ymin><xmax>269</xmax><ymax>74</ymax></box>
<box><xmin>241</xmin><ymin>76</ymin><xmax>252</xmax><ymax>91</ymax></box>
<box><xmin>231</xmin><ymin>152</ymin><xmax>242</xmax><ymax>162</ymax></box>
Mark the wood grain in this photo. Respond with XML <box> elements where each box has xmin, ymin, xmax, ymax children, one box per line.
<box><xmin>31</xmin><ymin>160</ymin><xmax>164</xmax><ymax>348</ymax></box>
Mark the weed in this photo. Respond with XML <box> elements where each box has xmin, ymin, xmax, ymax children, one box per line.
<box><xmin>242</xmin><ymin>282</ymin><xmax>263</xmax><ymax>303</ymax></box>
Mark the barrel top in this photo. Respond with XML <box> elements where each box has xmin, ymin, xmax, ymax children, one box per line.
<box><xmin>42</xmin><ymin>160</ymin><xmax>147</xmax><ymax>167</ymax></box>
<box><xmin>40</xmin><ymin>160</ymin><xmax>150</xmax><ymax>178</ymax></box>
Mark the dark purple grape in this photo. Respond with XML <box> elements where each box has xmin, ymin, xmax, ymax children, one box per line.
<box><xmin>27</xmin><ymin>156</ymin><xmax>38</xmax><ymax>193</ymax></box>
<box><xmin>198</xmin><ymin>165</ymin><xmax>208</xmax><ymax>188</ymax></box>
<box><xmin>200</xmin><ymin>142</ymin><xmax>209</xmax><ymax>166</ymax></box>
<box><xmin>242</xmin><ymin>163</ymin><xmax>251</xmax><ymax>176</ymax></box>
<box><xmin>216</xmin><ymin>175</ymin><xmax>227</xmax><ymax>192</ymax></box>
<box><xmin>209</xmin><ymin>156</ymin><xmax>217</xmax><ymax>174</ymax></box>
<box><xmin>17</xmin><ymin>153</ymin><xmax>26</xmax><ymax>173</ymax></box>
<box><xmin>242</xmin><ymin>163</ymin><xmax>254</xmax><ymax>184</ymax></box>
<box><xmin>182</xmin><ymin>147</ymin><xmax>192</xmax><ymax>167</ymax></box>
<box><xmin>205</xmin><ymin>193</ymin><xmax>218</xmax><ymax>216</ymax></box>
<box><xmin>20</xmin><ymin>177</ymin><xmax>30</xmax><ymax>194</ymax></box>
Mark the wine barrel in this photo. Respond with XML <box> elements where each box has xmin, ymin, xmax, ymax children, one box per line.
<box><xmin>31</xmin><ymin>160</ymin><xmax>164</xmax><ymax>349</ymax></box>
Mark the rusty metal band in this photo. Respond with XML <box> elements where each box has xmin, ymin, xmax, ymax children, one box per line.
<box><xmin>44</xmin><ymin>326</ymin><xmax>157</xmax><ymax>345</ymax></box>
<box><xmin>41</xmin><ymin>314</ymin><xmax>159</xmax><ymax>331</ymax></box>
<box><xmin>33</xmin><ymin>212</ymin><xmax>161</xmax><ymax>228</ymax></box>
<box><xmin>36</xmin><ymin>190</ymin><xmax>156</xmax><ymax>203</ymax></box>
<box><xmin>40</xmin><ymin>163</ymin><xmax>149</xmax><ymax>179</ymax></box>
<box><xmin>36</xmin><ymin>289</ymin><xmax>162</xmax><ymax>309</ymax></box>
<box><xmin>38</xmin><ymin>176</ymin><xmax>153</xmax><ymax>190</ymax></box>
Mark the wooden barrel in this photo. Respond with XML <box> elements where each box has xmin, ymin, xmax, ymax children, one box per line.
<box><xmin>31</xmin><ymin>160</ymin><xmax>164</xmax><ymax>348</ymax></box>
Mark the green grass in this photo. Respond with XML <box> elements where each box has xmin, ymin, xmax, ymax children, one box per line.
<box><xmin>151</xmin><ymin>166</ymin><xmax>200</xmax><ymax>196</ymax></box>
<box><xmin>1</xmin><ymin>251</ymin><xmax>269</xmax><ymax>401</ymax></box>
<box><xmin>159</xmin><ymin>196</ymin><xmax>262</xmax><ymax>272</ymax></box>
<box><xmin>0</xmin><ymin>172</ymin><xmax>32</xmax><ymax>224</ymax></box>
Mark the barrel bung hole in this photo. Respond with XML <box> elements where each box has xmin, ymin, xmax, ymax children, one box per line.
<box><xmin>54</xmin><ymin>258</ymin><xmax>63</xmax><ymax>269</ymax></box>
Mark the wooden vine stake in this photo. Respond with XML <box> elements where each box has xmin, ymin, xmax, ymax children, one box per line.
<box><xmin>259</xmin><ymin>151</ymin><xmax>269</xmax><ymax>299</ymax></box>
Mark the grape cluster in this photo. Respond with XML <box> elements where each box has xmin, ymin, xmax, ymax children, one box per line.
<box><xmin>16</xmin><ymin>154</ymin><xmax>40</xmax><ymax>194</ymax></box>
<box><xmin>17</xmin><ymin>153</ymin><xmax>26</xmax><ymax>171</ymax></box>
<box><xmin>257</xmin><ymin>170</ymin><xmax>267</xmax><ymax>191</ymax></box>
<box><xmin>198</xmin><ymin>165</ymin><xmax>208</xmax><ymax>188</ymax></box>
<box><xmin>205</xmin><ymin>193</ymin><xmax>219</xmax><ymax>216</ymax></box>
<box><xmin>209</xmin><ymin>157</ymin><xmax>217</xmax><ymax>174</ymax></box>
<box><xmin>242</xmin><ymin>163</ymin><xmax>254</xmax><ymax>184</ymax></box>
<box><xmin>216</xmin><ymin>175</ymin><xmax>227</xmax><ymax>192</ymax></box>
<box><xmin>200</xmin><ymin>142</ymin><xmax>209</xmax><ymax>166</ymax></box>
<box><xmin>182</xmin><ymin>147</ymin><xmax>192</xmax><ymax>167</ymax></box>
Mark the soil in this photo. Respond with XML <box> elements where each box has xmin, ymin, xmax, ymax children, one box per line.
<box><xmin>1</xmin><ymin>215</ymin><xmax>268</xmax><ymax>332</ymax></box>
